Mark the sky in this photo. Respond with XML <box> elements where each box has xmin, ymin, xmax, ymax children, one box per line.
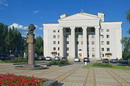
<box><xmin>0</xmin><ymin>0</ymin><xmax>130</xmax><ymax>38</ymax></box>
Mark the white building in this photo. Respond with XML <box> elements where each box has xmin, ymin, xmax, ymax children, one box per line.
<box><xmin>43</xmin><ymin>12</ymin><xmax>122</xmax><ymax>61</ymax></box>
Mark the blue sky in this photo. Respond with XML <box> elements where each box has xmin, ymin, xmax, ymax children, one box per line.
<box><xmin>0</xmin><ymin>0</ymin><xmax>130</xmax><ymax>38</ymax></box>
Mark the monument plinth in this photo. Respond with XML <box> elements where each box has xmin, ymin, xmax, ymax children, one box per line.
<box><xmin>15</xmin><ymin>24</ymin><xmax>45</xmax><ymax>70</ymax></box>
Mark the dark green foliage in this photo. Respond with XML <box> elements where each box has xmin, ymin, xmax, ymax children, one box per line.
<box><xmin>35</xmin><ymin>36</ymin><xmax>43</xmax><ymax>55</ymax></box>
<box><xmin>0</xmin><ymin>23</ymin><xmax>25</xmax><ymax>56</ymax></box>
<box><xmin>48</xmin><ymin>60</ymin><xmax>69</xmax><ymax>65</ymax></box>
<box><xmin>93</xmin><ymin>63</ymin><xmax>113</xmax><ymax>67</ymax></box>
<box><xmin>3</xmin><ymin>57</ymin><xmax>27</xmax><ymax>63</ymax></box>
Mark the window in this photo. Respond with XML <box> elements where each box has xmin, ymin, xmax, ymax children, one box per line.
<box><xmin>66</xmin><ymin>53</ymin><xmax>69</xmax><ymax>56</ymax></box>
<box><xmin>106</xmin><ymin>35</ymin><xmax>109</xmax><ymax>38</ymax></box>
<box><xmin>101</xmin><ymin>29</ymin><xmax>104</xmax><ymax>32</ymax></box>
<box><xmin>58</xmin><ymin>53</ymin><xmax>60</xmax><ymax>56</ymax></box>
<box><xmin>81</xmin><ymin>41</ymin><xmax>83</xmax><ymax>44</ymax></box>
<box><xmin>66</xmin><ymin>41</ymin><xmax>69</xmax><ymax>44</ymax></box>
<box><xmin>106</xmin><ymin>29</ymin><xmax>109</xmax><ymax>32</ymax></box>
<box><xmin>101</xmin><ymin>35</ymin><xmax>104</xmax><ymax>38</ymax></box>
<box><xmin>53</xmin><ymin>35</ymin><xmax>56</xmax><ymax>38</ymax></box>
<box><xmin>107</xmin><ymin>41</ymin><xmax>110</xmax><ymax>45</ymax></box>
<box><xmin>77</xmin><ymin>41</ymin><xmax>79</xmax><ymax>44</ymax></box>
<box><xmin>92</xmin><ymin>41</ymin><xmax>94</xmax><ymax>45</ymax></box>
<box><xmin>101</xmin><ymin>48</ymin><xmax>104</xmax><ymax>51</ymax></box>
<box><xmin>58</xmin><ymin>47</ymin><xmax>60</xmax><ymax>50</ymax></box>
<box><xmin>67</xmin><ymin>47</ymin><xmax>69</xmax><ymax>51</ymax></box>
<box><xmin>53</xmin><ymin>41</ymin><xmax>56</xmax><ymax>44</ymax></box>
<box><xmin>107</xmin><ymin>48</ymin><xmax>110</xmax><ymax>51</ymax></box>
<box><xmin>58</xmin><ymin>41</ymin><xmax>60</xmax><ymax>44</ymax></box>
<box><xmin>58</xmin><ymin>30</ymin><xmax>60</xmax><ymax>32</ymax></box>
<box><xmin>102</xmin><ymin>54</ymin><xmax>104</xmax><ymax>57</ymax></box>
<box><xmin>92</xmin><ymin>48</ymin><xmax>95</xmax><ymax>51</ymax></box>
<box><xmin>101</xmin><ymin>41</ymin><xmax>104</xmax><ymax>45</ymax></box>
<box><xmin>53</xmin><ymin>47</ymin><xmax>56</xmax><ymax>50</ymax></box>
<box><xmin>92</xmin><ymin>35</ymin><xmax>94</xmax><ymax>38</ymax></box>
<box><xmin>92</xmin><ymin>54</ymin><xmax>95</xmax><ymax>57</ymax></box>
<box><xmin>79</xmin><ymin>49</ymin><xmax>82</xmax><ymax>51</ymax></box>
<box><xmin>53</xmin><ymin>30</ymin><xmax>56</xmax><ymax>33</ymax></box>
<box><xmin>58</xmin><ymin>35</ymin><xmax>60</xmax><ymax>38</ymax></box>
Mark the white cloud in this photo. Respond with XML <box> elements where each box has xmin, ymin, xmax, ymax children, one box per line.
<box><xmin>33</xmin><ymin>10</ymin><xmax>39</xmax><ymax>14</ymax></box>
<box><xmin>0</xmin><ymin>0</ymin><xmax>8</xmax><ymax>6</ymax></box>
<box><xmin>9</xmin><ymin>23</ymin><xmax>28</xmax><ymax>30</ymax></box>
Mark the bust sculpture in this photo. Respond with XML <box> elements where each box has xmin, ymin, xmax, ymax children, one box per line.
<box><xmin>28</xmin><ymin>24</ymin><xmax>36</xmax><ymax>35</ymax></box>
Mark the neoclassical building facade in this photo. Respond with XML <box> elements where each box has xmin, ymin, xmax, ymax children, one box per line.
<box><xmin>43</xmin><ymin>12</ymin><xmax>122</xmax><ymax>61</ymax></box>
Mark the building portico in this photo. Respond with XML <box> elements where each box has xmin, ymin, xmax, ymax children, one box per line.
<box><xmin>43</xmin><ymin>12</ymin><xmax>122</xmax><ymax>61</ymax></box>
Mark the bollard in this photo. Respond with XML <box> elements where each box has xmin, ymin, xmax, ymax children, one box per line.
<box><xmin>85</xmin><ymin>62</ymin><xmax>87</xmax><ymax>65</ymax></box>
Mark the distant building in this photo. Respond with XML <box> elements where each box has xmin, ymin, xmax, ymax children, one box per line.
<box><xmin>43</xmin><ymin>12</ymin><xmax>122</xmax><ymax>61</ymax></box>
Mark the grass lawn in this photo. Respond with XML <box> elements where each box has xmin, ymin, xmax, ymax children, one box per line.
<box><xmin>85</xmin><ymin>63</ymin><xmax>130</xmax><ymax>70</ymax></box>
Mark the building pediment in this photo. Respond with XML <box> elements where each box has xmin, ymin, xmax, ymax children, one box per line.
<box><xmin>58</xmin><ymin>12</ymin><xmax>100</xmax><ymax>21</ymax></box>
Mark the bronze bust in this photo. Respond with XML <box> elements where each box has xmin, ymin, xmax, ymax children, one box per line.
<box><xmin>28</xmin><ymin>24</ymin><xmax>36</xmax><ymax>35</ymax></box>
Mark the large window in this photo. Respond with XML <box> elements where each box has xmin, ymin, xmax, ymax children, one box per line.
<box><xmin>53</xmin><ymin>47</ymin><xmax>56</xmax><ymax>50</ymax></box>
<box><xmin>53</xmin><ymin>30</ymin><xmax>56</xmax><ymax>33</ymax></box>
<box><xmin>106</xmin><ymin>29</ymin><xmax>109</xmax><ymax>32</ymax></box>
<box><xmin>101</xmin><ymin>48</ymin><xmax>104</xmax><ymax>51</ymax></box>
<box><xmin>92</xmin><ymin>41</ymin><xmax>94</xmax><ymax>45</ymax></box>
<box><xmin>101</xmin><ymin>41</ymin><xmax>104</xmax><ymax>45</ymax></box>
<box><xmin>107</xmin><ymin>48</ymin><xmax>110</xmax><ymax>51</ymax></box>
<box><xmin>107</xmin><ymin>41</ymin><xmax>110</xmax><ymax>45</ymax></box>
<box><xmin>53</xmin><ymin>41</ymin><xmax>56</xmax><ymax>44</ymax></box>
<box><xmin>106</xmin><ymin>35</ymin><xmax>109</xmax><ymax>38</ymax></box>
<box><xmin>53</xmin><ymin>35</ymin><xmax>56</xmax><ymax>38</ymax></box>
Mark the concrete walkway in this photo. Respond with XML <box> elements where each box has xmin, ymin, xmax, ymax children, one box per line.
<box><xmin>0</xmin><ymin>63</ymin><xmax>130</xmax><ymax>86</ymax></box>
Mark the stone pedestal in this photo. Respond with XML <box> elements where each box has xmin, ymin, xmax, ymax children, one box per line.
<box><xmin>27</xmin><ymin>34</ymin><xmax>35</xmax><ymax>65</ymax></box>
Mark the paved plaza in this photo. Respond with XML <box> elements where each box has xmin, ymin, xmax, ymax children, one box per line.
<box><xmin>0</xmin><ymin>63</ymin><xmax>130</xmax><ymax>86</ymax></box>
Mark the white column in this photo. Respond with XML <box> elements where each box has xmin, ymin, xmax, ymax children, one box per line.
<box><xmin>60</xmin><ymin>27</ymin><xmax>64</xmax><ymax>57</ymax></box>
<box><xmin>95</xmin><ymin>26</ymin><xmax>101</xmax><ymax>60</ymax></box>
<box><xmin>83</xmin><ymin>27</ymin><xmax>88</xmax><ymax>57</ymax></box>
<box><xmin>71</xmin><ymin>27</ymin><xmax>76</xmax><ymax>59</ymax></box>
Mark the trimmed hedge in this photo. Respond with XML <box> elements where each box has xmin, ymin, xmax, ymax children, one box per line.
<box><xmin>48</xmin><ymin>60</ymin><xmax>69</xmax><ymax>65</ymax></box>
<box><xmin>93</xmin><ymin>63</ymin><xmax>113</xmax><ymax>67</ymax></box>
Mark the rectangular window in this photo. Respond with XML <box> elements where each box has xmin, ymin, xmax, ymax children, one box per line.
<box><xmin>92</xmin><ymin>35</ymin><xmax>94</xmax><ymax>38</ymax></box>
<box><xmin>58</xmin><ymin>47</ymin><xmax>60</xmax><ymax>50</ymax></box>
<box><xmin>92</xmin><ymin>48</ymin><xmax>95</xmax><ymax>51</ymax></box>
<box><xmin>106</xmin><ymin>29</ymin><xmax>109</xmax><ymax>32</ymax></box>
<box><xmin>92</xmin><ymin>41</ymin><xmax>94</xmax><ymax>45</ymax></box>
<box><xmin>58</xmin><ymin>30</ymin><xmax>60</xmax><ymax>32</ymax></box>
<box><xmin>81</xmin><ymin>41</ymin><xmax>83</xmax><ymax>44</ymax></box>
<box><xmin>101</xmin><ymin>29</ymin><xmax>104</xmax><ymax>32</ymax></box>
<box><xmin>101</xmin><ymin>35</ymin><xmax>104</xmax><ymax>38</ymax></box>
<box><xmin>106</xmin><ymin>35</ymin><xmax>109</xmax><ymax>38</ymax></box>
<box><xmin>53</xmin><ymin>41</ymin><xmax>56</xmax><ymax>44</ymax></box>
<box><xmin>107</xmin><ymin>48</ymin><xmax>110</xmax><ymax>51</ymax></box>
<box><xmin>101</xmin><ymin>48</ymin><xmax>104</xmax><ymax>51</ymax></box>
<box><xmin>53</xmin><ymin>30</ymin><xmax>56</xmax><ymax>33</ymax></box>
<box><xmin>101</xmin><ymin>41</ymin><xmax>104</xmax><ymax>45</ymax></box>
<box><xmin>66</xmin><ymin>41</ymin><xmax>69</xmax><ymax>44</ymax></box>
<box><xmin>92</xmin><ymin>54</ymin><xmax>95</xmax><ymax>57</ymax></box>
<box><xmin>58</xmin><ymin>35</ymin><xmax>60</xmax><ymax>38</ymax></box>
<box><xmin>53</xmin><ymin>35</ymin><xmax>56</xmax><ymax>38</ymax></box>
<box><xmin>53</xmin><ymin>47</ymin><xmax>56</xmax><ymax>50</ymax></box>
<box><xmin>58</xmin><ymin>41</ymin><xmax>60</xmax><ymax>44</ymax></box>
<box><xmin>67</xmin><ymin>47</ymin><xmax>69</xmax><ymax>51</ymax></box>
<box><xmin>66</xmin><ymin>53</ymin><xmax>69</xmax><ymax>56</ymax></box>
<box><xmin>107</xmin><ymin>41</ymin><xmax>110</xmax><ymax>45</ymax></box>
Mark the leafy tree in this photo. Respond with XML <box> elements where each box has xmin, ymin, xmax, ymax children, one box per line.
<box><xmin>0</xmin><ymin>23</ymin><xmax>25</xmax><ymax>56</ymax></box>
<box><xmin>35</xmin><ymin>36</ymin><xmax>43</xmax><ymax>55</ymax></box>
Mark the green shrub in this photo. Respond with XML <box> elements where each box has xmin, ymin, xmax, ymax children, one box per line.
<box><xmin>93</xmin><ymin>63</ymin><xmax>113</xmax><ymax>67</ymax></box>
<box><xmin>48</xmin><ymin>60</ymin><xmax>69</xmax><ymax>65</ymax></box>
<box><xmin>4</xmin><ymin>57</ymin><xmax>27</xmax><ymax>63</ymax></box>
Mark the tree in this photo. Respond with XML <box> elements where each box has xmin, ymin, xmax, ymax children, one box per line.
<box><xmin>0</xmin><ymin>23</ymin><xmax>25</xmax><ymax>56</ymax></box>
<box><xmin>35</xmin><ymin>36</ymin><xmax>43</xmax><ymax>55</ymax></box>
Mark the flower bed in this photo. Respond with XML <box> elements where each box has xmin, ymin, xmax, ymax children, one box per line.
<box><xmin>0</xmin><ymin>73</ymin><xmax>47</xmax><ymax>86</ymax></box>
